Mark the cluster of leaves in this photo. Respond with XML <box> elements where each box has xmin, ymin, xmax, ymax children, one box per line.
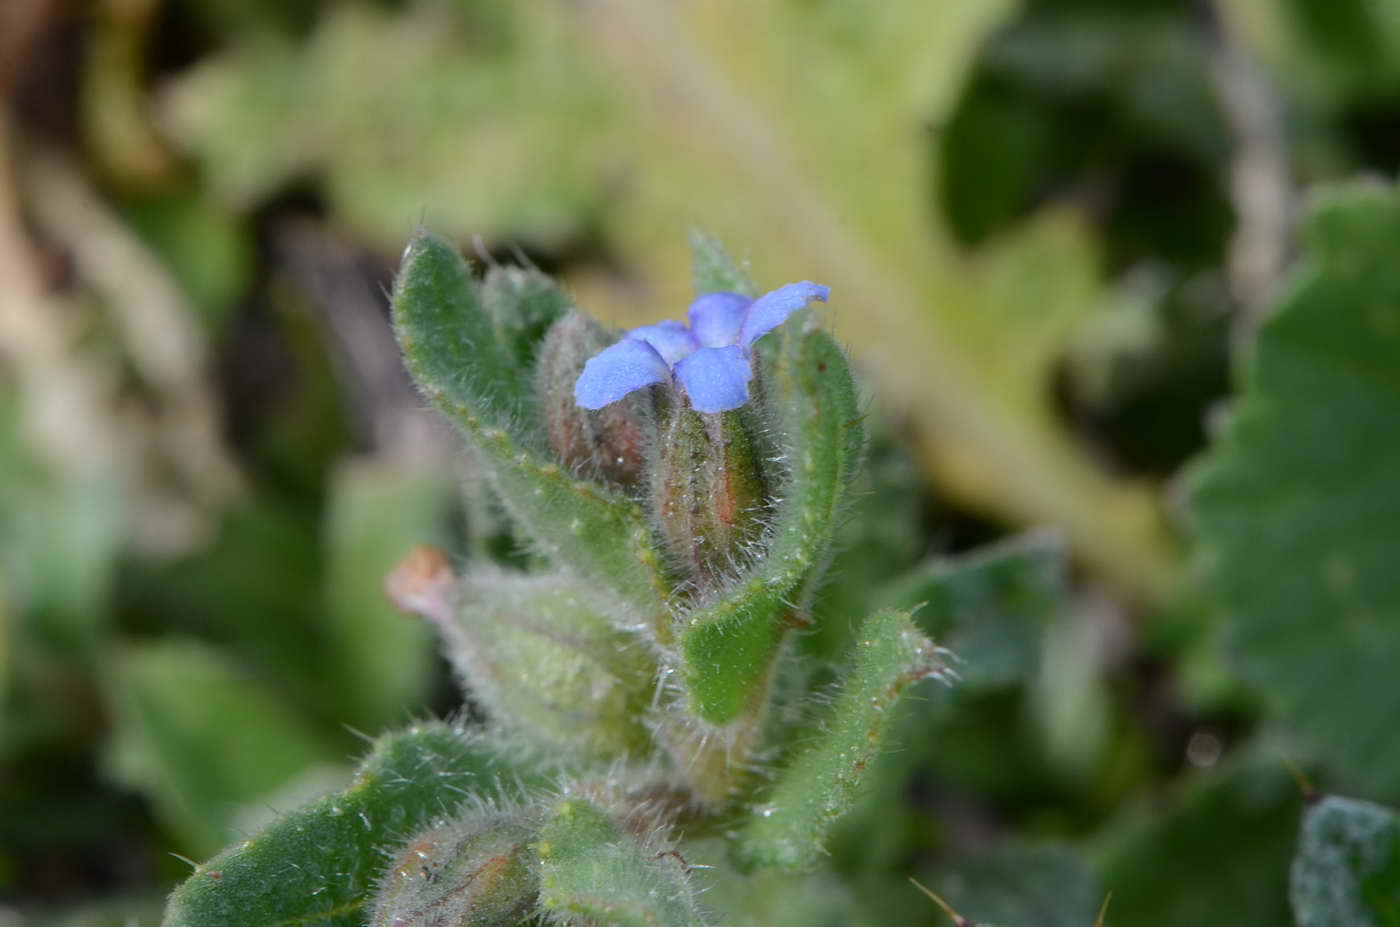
<box><xmin>161</xmin><ymin>233</ymin><xmax>959</xmax><ymax>925</ymax></box>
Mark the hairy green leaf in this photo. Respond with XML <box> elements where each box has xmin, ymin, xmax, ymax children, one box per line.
<box><xmin>392</xmin><ymin>231</ymin><xmax>669</xmax><ymax>614</ymax></box>
<box><xmin>440</xmin><ymin>568</ymin><xmax>658</xmax><ymax>762</ymax></box>
<box><xmin>537</xmin><ymin>797</ymin><xmax>708</xmax><ymax>926</ymax></box>
<box><xmin>480</xmin><ymin>262</ymin><xmax>573</xmax><ymax>374</ymax></box>
<box><xmin>1187</xmin><ymin>182</ymin><xmax>1400</xmax><ymax>797</ymax></box>
<box><xmin>735</xmin><ymin>609</ymin><xmax>946</xmax><ymax>871</ymax></box>
<box><xmin>679</xmin><ymin>322</ymin><xmax>862</xmax><ymax>725</ymax></box>
<box><xmin>163</xmin><ymin>722</ymin><xmax>527</xmax><ymax>927</ymax></box>
<box><xmin>1292</xmin><ymin>795</ymin><xmax>1400</xmax><ymax>927</ymax></box>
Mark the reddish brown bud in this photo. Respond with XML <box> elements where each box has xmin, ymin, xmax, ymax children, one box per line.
<box><xmin>650</xmin><ymin>404</ymin><xmax>768</xmax><ymax>588</ymax></box>
<box><xmin>537</xmin><ymin>311</ymin><xmax>648</xmax><ymax>486</ymax></box>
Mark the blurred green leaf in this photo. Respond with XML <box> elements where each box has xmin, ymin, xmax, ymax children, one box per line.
<box><xmin>1187</xmin><ymin>181</ymin><xmax>1400</xmax><ymax>798</ymax></box>
<box><xmin>163</xmin><ymin>2</ymin><xmax>614</xmax><ymax>249</ymax></box>
<box><xmin>879</xmin><ymin>532</ymin><xmax>1065</xmax><ymax>690</ymax></box>
<box><xmin>1094</xmin><ymin>754</ymin><xmax>1299</xmax><ymax>927</ymax></box>
<box><xmin>104</xmin><ymin>638</ymin><xmax>336</xmax><ymax>857</ymax></box>
<box><xmin>122</xmin><ymin>190</ymin><xmax>252</xmax><ymax>333</ymax></box>
<box><xmin>919</xmin><ymin>843</ymin><xmax>1101</xmax><ymax>927</ymax></box>
<box><xmin>1292</xmin><ymin>794</ymin><xmax>1400</xmax><ymax>927</ymax></box>
<box><xmin>321</xmin><ymin>459</ymin><xmax>447</xmax><ymax>731</ymax></box>
<box><xmin>694</xmin><ymin>852</ymin><xmax>877</xmax><ymax>927</ymax></box>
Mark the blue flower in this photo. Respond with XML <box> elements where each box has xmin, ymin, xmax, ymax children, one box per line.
<box><xmin>574</xmin><ymin>282</ymin><xmax>830</xmax><ymax>414</ymax></box>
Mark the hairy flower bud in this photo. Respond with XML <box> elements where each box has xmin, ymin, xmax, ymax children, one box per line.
<box><xmin>537</xmin><ymin>311</ymin><xmax>648</xmax><ymax>486</ymax></box>
<box><xmin>371</xmin><ymin>808</ymin><xmax>538</xmax><ymax>927</ymax></box>
<box><xmin>651</xmin><ymin>404</ymin><xmax>769</xmax><ymax>587</ymax></box>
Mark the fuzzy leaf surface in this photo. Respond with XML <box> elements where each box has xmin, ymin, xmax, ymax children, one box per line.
<box><xmin>735</xmin><ymin>609</ymin><xmax>944</xmax><ymax>871</ymax></box>
<box><xmin>393</xmin><ymin>231</ymin><xmax>669</xmax><ymax>613</ymax></box>
<box><xmin>680</xmin><ymin>321</ymin><xmax>862</xmax><ymax>725</ymax></box>
<box><xmin>1187</xmin><ymin>182</ymin><xmax>1400</xmax><ymax>797</ymax></box>
<box><xmin>163</xmin><ymin>722</ymin><xmax>527</xmax><ymax>927</ymax></box>
<box><xmin>690</xmin><ymin>230</ymin><xmax>757</xmax><ymax>297</ymax></box>
<box><xmin>537</xmin><ymin>798</ymin><xmax>708</xmax><ymax>927</ymax></box>
<box><xmin>1292</xmin><ymin>795</ymin><xmax>1400</xmax><ymax>927</ymax></box>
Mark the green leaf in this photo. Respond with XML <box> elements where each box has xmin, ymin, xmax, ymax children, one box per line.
<box><xmin>480</xmin><ymin>263</ymin><xmax>573</xmax><ymax>372</ymax></box>
<box><xmin>1094</xmin><ymin>753</ymin><xmax>1299</xmax><ymax>927</ymax></box>
<box><xmin>102</xmin><ymin>638</ymin><xmax>336</xmax><ymax>856</ymax></box>
<box><xmin>1187</xmin><ymin>181</ymin><xmax>1400</xmax><ymax>797</ymax></box>
<box><xmin>689</xmin><ymin>230</ymin><xmax>757</xmax><ymax>297</ymax></box>
<box><xmin>392</xmin><ymin>232</ymin><xmax>533</xmax><ymax>438</ymax></box>
<box><xmin>680</xmin><ymin>323</ymin><xmax>862</xmax><ymax>725</ymax></box>
<box><xmin>1292</xmin><ymin>795</ymin><xmax>1400</xmax><ymax>927</ymax></box>
<box><xmin>537</xmin><ymin>797</ymin><xmax>708</xmax><ymax>927</ymax></box>
<box><xmin>321</xmin><ymin>459</ymin><xmax>448</xmax><ymax>731</ymax></box>
<box><xmin>694</xmin><ymin>852</ymin><xmax>877</xmax><ymax>927</ymax></box>
<box><xmin>735</xmin><ymin>609</ymin><xmax>946</xmax><ymax>871</ymax></box>
<box><xmin>440</xmin><ymin>569</ymin><xmax>658</xmax><ymax>762</ymax></box>
<box><xmin>918</xmin><ymin>844</ymin><xmax>1102</xmax><ymax>927</ymax></box>
<box><xmin>104</xmin><ymin>639</ymin><xmax>336</xmax><ymax>857</ymax></box>
<box><xmin>392</xmin><ymin>231</ymin><xmax>670</xmax><ymax>614</ymax></box>
<box><xmin>163</xmin><ymin>721</ymin><xmax>528</xmax><ymax>927</ymax></box>
<box><xmin>878</xmin><ymin>532</ymin><xmax>1065</xmax><ymax>689</ymax></box>
<box><xmin>161</xmin><ymin>3</ymin><xmax>614</xmax><ymax>249</ymax></box>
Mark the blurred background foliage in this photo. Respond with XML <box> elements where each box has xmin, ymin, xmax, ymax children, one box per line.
<box><xmin>3</xmin><ymin>0</ymin><xmax>1400</xmax><ymax>923</ymax></box>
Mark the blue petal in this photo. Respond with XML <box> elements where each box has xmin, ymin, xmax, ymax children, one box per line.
<box><xmin>628</xmin><ymin>320</ymin><xmax>698</xmax><ymax>367</ymax></box>
<box><xmin>674</xmin><ymin>345</ymin><xmax>752</xmax><ymax>413</ymax></box>
<box><xmin>575</xmin><ymin>337</ymin><xmax>670</xmax><ymax>409</ymax></box>
<box><xmin>687</xmin><ymin>292</ymin><xmax>752</xmax><ymax>347</ymax></box>
<box><xmin>738</xmin><ymin>281</ymin><xmax>831</xmax><ymax>347</ymax></box>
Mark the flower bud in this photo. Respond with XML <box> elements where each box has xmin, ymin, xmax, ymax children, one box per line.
<box><xmin>440</xmin><ymin>569</ymin><xmax>657</xmax><ymax>762</ymax></box>
<box><xmin>650</xmin><ymin>404</ymin><xmax>768</xmax><ymax>588</ymax></box>
<box><xmin>371</xmin><ymin>809</ymin><xmax>538</xmax><ymax>927</ymax></box>
<box><xmin>537</xmin><ymin>311</ymin><xmax>648</xmax><ymax>487</ymax></box>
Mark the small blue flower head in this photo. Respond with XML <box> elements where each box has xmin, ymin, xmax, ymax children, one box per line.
<box><xmin>574</xmin><ymin>282</ymin><xmax>830</xmax><ymax>414</ymax></box>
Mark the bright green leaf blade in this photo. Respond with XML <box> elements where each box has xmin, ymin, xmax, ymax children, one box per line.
<box><xmin>163</xmin><ymin>721</ymin><xmax>527</xmax><ymax>927</ymax></box>
<box><xmin>537</xmin><ymin>797</ymin><xmax>709</xmax><ymax>927</ymax></box>
<box><xmin>735</xmin><ymin>609</ymin><xmax>947</xmax><ymax>871</ymax></box>
<box><xmin>1292</xmin><ymin>795</ymin><xmax>1400</xmax><ymax>927</ymax></box>
<box><xmin>680</xmin><ymin>324</ymin><xmax>862</xmax><ymax>725</ymax></box>
<box><xmin>321</xmin><ymin>459</ymin><xmax>448</xmax><ymax>731</ymax></box>
<box><xmin>104</xmin><ymin>638</ymin><xmax>335</xmax><ymax>858</ymax></box>
<box><xmin>393</xmin><ymin>230</ymin><xmax>669</xmax><ymax>613</ymax></box>
<box><xmin>1186</xmin><ymin>181</ymin><xmax>1400</xmax><ymax>797</ymax></box>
